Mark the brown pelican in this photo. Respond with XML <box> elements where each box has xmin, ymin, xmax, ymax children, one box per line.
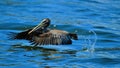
<box><xmin>12</xmin><ymin>18</ymin><xmax>78</xmax><ymax>46</ymax></box>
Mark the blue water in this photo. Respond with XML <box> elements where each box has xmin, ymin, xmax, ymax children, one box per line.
<box><xmin>0</xmin><ymin>0</ymin><xmax>120</xmax><ymax>68</ymax></box>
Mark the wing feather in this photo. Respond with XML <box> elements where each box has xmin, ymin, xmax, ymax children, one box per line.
<box><xmin>31</xmin><ymin>32</ymin><xmax>72</xmax><ymax>46</ymax></box>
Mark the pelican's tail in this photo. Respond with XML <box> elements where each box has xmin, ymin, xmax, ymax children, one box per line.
<box><xmin>69</xmin><ymin>33</ymin><xmax>78</xmax><ymax>40</ymax></box>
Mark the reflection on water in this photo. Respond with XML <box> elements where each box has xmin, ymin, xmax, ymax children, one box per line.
<box><xmin>0</xmin><ymin>0</ymin><xmax>120</xmax><ymax>68</ymax></box>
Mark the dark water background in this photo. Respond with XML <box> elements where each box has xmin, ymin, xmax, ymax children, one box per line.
<box><xmin>0</xmin><ymin>0</ymin><xmax>120</xmax><ymax>68</ymax></box>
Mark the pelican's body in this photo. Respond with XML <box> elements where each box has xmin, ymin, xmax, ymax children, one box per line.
<box><xmin>12</xmin><ymin>18</ymin><xmax>78</xmax><ymax>46</ymax></box>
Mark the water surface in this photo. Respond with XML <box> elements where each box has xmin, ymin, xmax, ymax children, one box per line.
<box><xmin>0</xmin><ymin>0</ymin><xmax>120</xmax><ymax>68</ymax></box>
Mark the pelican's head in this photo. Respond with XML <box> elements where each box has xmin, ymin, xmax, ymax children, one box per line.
<box><xmin>28</xmin><ymin>18</ymin><xmax>50</xmax><ymax>34</ymax></box>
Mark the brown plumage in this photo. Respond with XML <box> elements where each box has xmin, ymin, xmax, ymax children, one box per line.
<box><xmin>12</xmin><ymin>18</ymin><xmax>78</xmax><ymax>46</ymax></box>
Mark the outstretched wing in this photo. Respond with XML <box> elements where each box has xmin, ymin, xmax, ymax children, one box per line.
<box><xmin>9</xmin><ymin>29</ymin><xmax>34</xmax><ymax>40</ymax></box>
<box><xmin>30</xmin><ymin>32</ymin><xmax>72</xmax><ymax>46</ymax></box>
<box><xmin>9</xmin><ymin>29</ymin><xmax>42</xmax><ymax>40</ymax></box>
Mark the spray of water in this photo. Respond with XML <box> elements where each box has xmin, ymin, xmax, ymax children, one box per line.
<box><xmin>79</xmin><ymin>30</ymin><xmax>97</xmax><ymax>57</ymax></box>
<box><xmin>87</xmin><ymin>30</ymin><xmax>97</xmax><ymax>55</ymax></box>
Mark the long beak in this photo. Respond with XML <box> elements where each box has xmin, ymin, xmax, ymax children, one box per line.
<box><xmin>28</xmin><ymin>21</ymin><xmax>44</xmax><ymax>34</ymax></box>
